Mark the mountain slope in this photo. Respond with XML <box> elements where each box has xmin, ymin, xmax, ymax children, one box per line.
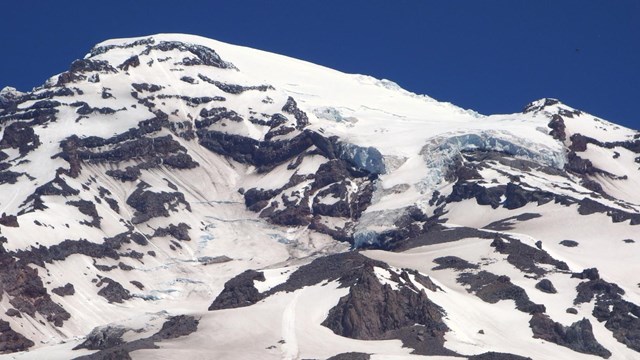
<box><xmin>0</xmin><ymin>34</ymin><xmax>639</xmax><ymax>359</ymax></box>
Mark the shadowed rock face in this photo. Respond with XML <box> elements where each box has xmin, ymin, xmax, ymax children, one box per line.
<box><xmin>578</xmin><ymin>198</ymin><xmax>640</xmax><ymax>225</ymax></box>
<box><xmin>321</xmin><ymin>263</ymin><xmax>448</xmax><ymax>343</ymax></box>
<box><xmin>530</xmin><ymin>314</ymin><xmax>611</xmax><ymax>358</ymax></box>
<box><xmin>208</xmin><ymin>270</ymin><xmax>265</xmax><ymax>311</ymax></box>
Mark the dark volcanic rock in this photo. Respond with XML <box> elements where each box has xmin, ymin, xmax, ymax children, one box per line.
<box><xmin>69</xmin><ymin>59</ymin><xmax>117</xmax><ymax>74</ymax></box>
<box><xmin>5</xmin><ymin>309</ymin><xmax>20</xmax><ymax>318</ymax></box>
<box><xmin>151</xmin><ymin>315</ymin><xmax>199</xmax><ymax>340</ymax></box>
<box><xmin>143</xmin><ymin>41</ymin><xmax>236</xmax><ymax>69</ymax></box>
<box><xmin>0</xmin><ymin>250</ymin><xmax>71</xmax><ymax>327</ymax></box>
<box><xmin>530</xmin><ymin>314</ymin><xmax>611</xmax><ymax>358</ymax></box>
<box><xmin>14</xmin><ymin>238</ymin><xmax>120</xmax><ymax>267</ymax></box>
<box><xmin>67</xmin><ymin>200</ymin><xmax>102</xmax><ymax>227</ymax></box>
<box><xmin>198</xmin><ymin>255</ymin><xmax>233</xmax><ymax>265</ymax></box>
<box><xmin>83</xmin><ymin>135</ymin><xmax>186</xmax><ymax>162</ymax></box>
<box><xmin>483</xmin><ymin>213</ymin><xmax>542</xmax><ymax>231</ymax></box>
<box><xmin>458</xmin><ymin>271</ymin><xmax>545</xmax><ymax>314</ymax></box>
<box><xmin>197</xmin><ymin>74</ymin><xmax>273</xmax><ymax>94</ymax></box>
<box><xmin>23</xmin><ymin>175</ymin><xmax>80</xmax><ymax>213</ymax></box>
<box><xmin>282</xmin><ymin>96</ymin><xmax>309</xmax><ymax>129</ymax></box>
<box><xmin>131</xmin><ymin>83</ymin><xmax>162</xmax><ymax>93</ymax></box>
<box><xmin>74</xmin><ymin>325</ymin><xmax>127</xmax><ymax>350</ymax></box>
<box><xmin>210</xmin><ymin>252</ymin><xmax>450</xmax><ymax>355</ymax></box>
<box><xmin>118</xmin><ymin>55</ymin><xmax>140</xmax><ymax>71</ymax></box>
<box><xmin>535</xmin><ymin>279</ymin><xmax>557</xmax><ymax>294</ymax></box>
<box><xmin>58</xmin><ymin>119</ymin><xmax>199</xmax><ymax>179</ymax></box>
<box><xmin>577</xmin><ymin>198</ymin><xmax>640</xmax><ymax>225</ymax></box>
<box><xmin>566</xmin><ymin>151</ymin><xmax>596</xmax><ymax>174</ymax></box>
<box><xmin>0</xmin><ymin>121</ymin><xmax>41</xmax><ymax>155</ymax></box>
<box><xmin>271</xmin><ymin>252</ymin><xmax>388</xmax><ymax>294</ymax></box>
<box><xmin>129</xmin><ymin>280</ymin><xmax>144</xmax><ymax>290</ymax></box>
<box><xmin>490</xmin><ymin>236</ymin><xmax>569</xmax><ymax>276</ymax></box>
<box><xmin>106</xmin><ymin>166</ymin><xmax>141</xmax><ymax>182</ymax></box>
<box><xmin>389</xmin><ymin>223</ymin><xmax>496</xmax><ymax>251</ymax></box>
<box><xmin>560</xmin><ymin>240</ymin><xmax>579</xmax><ymax>247</ymax></box>
<box><xmin>73</xmin><ymin>315</ymin><xmax>198</xmax><ymax>360</ymax></box>
<box><xmin>74</xmin><ymin>102</ymin><xmax>117</xmax><ymax>115</ymax></box>
<box><xmin>52</xmin><ymin>283</ymin><xmax>75</xmax><ymax>297</ymax></box>
<box><xmin>208</xmin><ymin>270</ymin><xmax>265</xmax><ymax>310</ymax></box>
<box><xmin>503</xmin><ymin>182</ymin><xmax>555</xmax><ymax>210</ymax></box>
<box><xmin>0</xmin><ymin>170</ymin><xmax>24</xmax><ymax>185</ymax></box>
<box><xmin>196</xmin><ymin>107</ymin><xmax>243</xmax><ymax>128</ymax></box>
<box><xmin>210</xmin><ymin>253</ymin><xmax>387</xmax><ymax>311</ymax></box>
<box><xmin>126</xmin><ymin>182</ymin><xmax>190</xmax><ymax>224</ymax></box>
<box><xmin>468</xmin><ymin>353</ymin><xmax>532</xmax><ymax>360</ymax></box>
<box><xmin>327</xmin><ymin>353</ymin><xmax>370</xmax><ymax>360</ymax></box>
<box><xmin>180</xmin><ymin>76</ymin><xmax>196</xmax><ymax>84</ymax></box>
<box><xmin>523</xmin><ymin>98</ymin><xmax>560</xmax><ymax>113</ymax></box>
<box><xmin>0</xmin><ymin>320</ymin><xmax>35</xmax><ymax>353</ymax></box>
<box><xmin>96</xmin><ymin>278</ymin><xmax>131</xmax><ymax>303</ymax></box>
<box><xmin>572</xmin><ymin>268</ymin><xmax>600</xmax><ymax>282</ymax></box>
<box><xmin>197</xmin><ymin>128</ymin><xmax>314</xmax><ymax>168</ymax></box>
<box><xmin>572</xmin><ymin>270</ymin><xmax>640</xmax><ymax>352</ymax></box>
<box><xmin>0</xmin><ymin>213</ymin><xmax>18</xmax><ymax>227</ymax></box>
<box><xmin>153</xmin><ymin>222</ymin><xmax>191</xmax><ymax>241</ymax></box>
<box><xmin>432</xmin><ymin>256</ymin><xmax>479</xmax><ymax>271</ymax></box>
<box><xmin>548</xmin><ymin>114</ymin><xmax>567</xmax><ymax>141</ymax></box>
<box><xmin>447</xmin><ymin>181</ymin><xmax>504</xmax><ymax>209</ymax></box>
<box><xmin>322</xmin><ymin>263</ymin><xmax>448</xmax><ymax>344</ymax></box>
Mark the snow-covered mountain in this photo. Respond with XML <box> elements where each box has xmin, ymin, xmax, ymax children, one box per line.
<box><xmin>0</xmin><ymin>34</ymin><xmax>639</xmax><ymax>360</ymax></box>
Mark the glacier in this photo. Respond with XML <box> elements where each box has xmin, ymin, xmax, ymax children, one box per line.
<box><xmin>417</xmin><ymin>129</ymin><xmax>567</xmax><ymax>194</ymax></box>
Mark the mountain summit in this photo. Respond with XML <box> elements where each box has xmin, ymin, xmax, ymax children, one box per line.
<box><xmin>0</xmin><ymin>34</ymin><xmax>639</xmax><ymax>359</ymax></box>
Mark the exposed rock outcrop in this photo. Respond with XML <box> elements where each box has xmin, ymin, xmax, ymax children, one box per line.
<box><xmin>529</xmin><ymin>314</ymin><xmax>611</xmax><ymax>358</ymax></box>
<box><xmin>126</xmin><ymin>182</ymin><xmax>190</xmax><ymax>224</ymax></box>
<box><xmin>52</xmin><ymin>283</ymin><xmax>75</xmax><ymax>297</ymax></box>
<box><xmin>0</xmin><ymin>320</ymin><xmax>35</xmax><ymax>353</ymax></box>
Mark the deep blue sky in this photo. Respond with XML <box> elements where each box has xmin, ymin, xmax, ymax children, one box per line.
<box><xmin>1</xmin><ymin>1</ymin><xmax>638</xmax><ymax>129</ymax></box>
